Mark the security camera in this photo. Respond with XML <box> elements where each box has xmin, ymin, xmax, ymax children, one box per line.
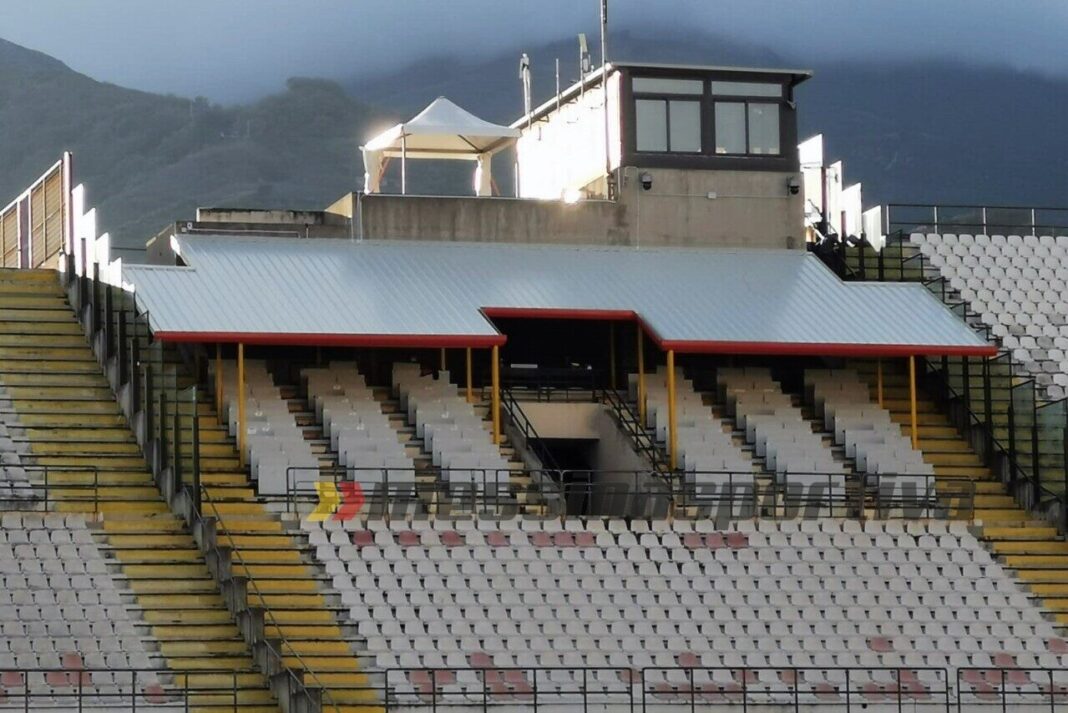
<box><xmin>787</xmin><ymin>177</ymin><xmax>801</xmax><ymax>196</ymax></box>
<box><xmin>640</xmin><ymin>172</ymin><xmax>653</xmax><ymax>191</ymax></box>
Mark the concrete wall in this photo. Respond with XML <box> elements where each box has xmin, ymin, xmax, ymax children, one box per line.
<box><xmin>356</xmin><ymin>167</ymin><xmax>803</xmax><ymax>249</ymax></box>
<box><xmin>516</xmin><ymin>402</ymin><xmax>601</xmax><ymax>440</ymax></box>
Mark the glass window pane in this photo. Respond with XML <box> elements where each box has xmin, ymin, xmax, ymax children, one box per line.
<box><xmin>711</xmin><ymin>81</ymin><xmax>783</xmax><ymax>97</ymax></box>
<box><xmin>668</xmin><ymin>100</ymin><xmax>701</xmax><ymax>152</ymax></box>
<box><xmin>747</xmin><ymin>103</ymin><xmax>780</xmax><ymax>155</ymax></box>
<box><xmin>714</xmin><ymin>102</ymin><xmax>746</xmax><ymax>154</ymax></box>
<box><xmin>635</xmin><ymin>99</ymin><xmax>668</xmax><ymax>152</ymax></box>
<box><xmin>633</xmin><ymin>77</ymin><xmax>704</xmax><ymax>95</ymax></box>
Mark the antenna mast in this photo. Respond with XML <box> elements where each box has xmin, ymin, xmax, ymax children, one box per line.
<box><xmin>600</xmin><ymin>0</ymin><xmax>614</xmax><ymax>199</ymax></box>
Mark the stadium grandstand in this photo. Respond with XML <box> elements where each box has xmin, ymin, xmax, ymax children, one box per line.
<box><xmin>0</xmin><ymin>55</ymin><xmax>1067</xmax><ymax>713</ymax></box>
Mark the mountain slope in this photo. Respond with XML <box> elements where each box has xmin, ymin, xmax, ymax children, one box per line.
<box><xmin>0</xmin><ymin>38</ymin><xmax>386</xmax><ymax>252</ymax></box>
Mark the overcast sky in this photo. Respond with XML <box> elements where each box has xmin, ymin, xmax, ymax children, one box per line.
<box><xmin>3</xmin><ymin>1</ymin><xmax>1067</xmax><ymax>103</ymax></box>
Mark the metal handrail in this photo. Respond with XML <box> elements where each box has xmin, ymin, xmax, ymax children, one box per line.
<box><xmin>0</xmin><ymin>666</ymin><xmax>251</xmax><ymax>712</ymax></box>
<box><xmin>500</xmin><ymin>387</ymin><xmax>563</xmax><ymax>473</ymax></box>
<box><xmin>601</xmin><ymin>388</ymin><xmax>668</xmax><ymax>472</ymax></box>
<box><xmin>192</xmin><ymin>483</ymin><xmax>353</xmax><ymax>713</ymax></box>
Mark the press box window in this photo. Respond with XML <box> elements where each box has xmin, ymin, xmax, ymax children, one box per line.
<box><xmin>633</xmin><ymin>78</ymin><xmax>703</xmax><ymax>154</ymax></box>
<box><xmin>712</xmin><ymin>81</ymin><xmax>782</xmax><ymax>156</ymax></box>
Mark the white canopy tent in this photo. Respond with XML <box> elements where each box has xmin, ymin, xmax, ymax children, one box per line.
<box><xmin>361</xmin><ymin>97</ymin><xmax>520</xmax><ymax>196</ymax></box>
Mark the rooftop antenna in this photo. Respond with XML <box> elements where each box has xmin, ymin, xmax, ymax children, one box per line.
<box><xmin>599</xmin><ymin>0</ymin><xmax>615</xmax><ymax>200</ymax></box>
<box><xmin>519</xmin><ymin>53</ymin><xmax>533</xmax><ymax>128</ymax></box>
<box><xmin>578</xmin><ymin>33</ymin><xmax>591</xmax><ymax>98</ymax></box>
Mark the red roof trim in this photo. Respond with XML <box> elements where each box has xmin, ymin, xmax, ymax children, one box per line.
<box><xmin>153</xmin><ymin>331</ymin><xmax>506</xmax><ymax>349</ymax></box>
<box><xmin>659</xmin><ymin>340</ymin><xmax>998</xmax><ymax>357</ymax></box>
<box><xmin>481</xmin><ymin>307</ymin><xmax>637</xmax><ymax>321</ymax></box>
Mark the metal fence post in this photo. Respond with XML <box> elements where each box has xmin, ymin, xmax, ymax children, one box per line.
<box><xmin>961</xmin><ymin>356</ymin><xmax>970</xmax><ymax>414</ymax></box>
<box><xmin>192</xmin><ymin>387</ymin><xmax>201</xmax><ymax>511</ymax></box>
<box><xmin>1007</xmin><ymin>405</ymin><xmax>1016</xmax><ymax>487</ymax></box>
<box><xmin>983</xmin><ymin>358</ymin><xmax>993</xmax><ymax>463</ymax></box>
<box><xmin>1032</xmin><ymin>402</ymin><xmax>1041</xmax><ymax>496</ymax></box>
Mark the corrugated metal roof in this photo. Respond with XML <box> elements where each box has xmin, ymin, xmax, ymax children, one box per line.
<box><xmin>122</xmin><ymin>236</ymin><xmax>993</xmax><ymax>356</ymax></box>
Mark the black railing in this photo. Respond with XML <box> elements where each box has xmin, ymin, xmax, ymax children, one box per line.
<box><xmin>0</xmin><ymin>667</ymin><xmax>253</xmax><ymax>712</ymax></box>
<box><xmin>885</xmin><ymin>202</ymin><xmax>1068</xmax><ymax>238</ymax></box>
<box><xmin>602</xmin><ymin>388</ymin><xmax>668</xmax><ymax>472</ymax></box>
<box><xmin>379</xmin><ymin>665</ymin><xmax>956</xmax><ymax>712</ymax></box>
<box><xmin>500</xmin><ymin>388</ymin><xmax>563</xmax><ymax>473</ymax></box>
<box><xmin>282</xmin><ymin>466</ymin><xmax>972</xmax><ymax>523</ymax></box>
<box><xmin>956</xmin><ymin>668</ymin><xmax>1068</xmax><ymax>712</ymax></box>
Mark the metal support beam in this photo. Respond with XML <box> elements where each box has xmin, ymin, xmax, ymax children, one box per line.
<box><xmin>908</xmin><ymin>355</ymin><xmax>919</xmax><ymax>450</ymax></box>
<box><xmin>440</xmin><ymin>348</ymin><xmax>447</xmax><ymax>374</ymax></box>
<box><xmin>876</xmin><ymin>358</ymin><xmax>884</xmax><ymax>408</ymax></box>
<box><xmin>637</xmin><ymin>325</ymin><xmax>646</xmax><ymax>426</ymax></box>
<box><xmin>667</xmin><ymin>349</ymin><xmax>677</xmax><ymax>471</ymax></box>
<box><xmin>491</xmin><ymin>346</ymin><xmax>501</xmax><ymax>445</ymax></box>
<box><xmin>237</xmin><ymin>343</ymin><xmax>247</xmax><ymax>469</ymax></box>
<box><xmin>609</xmin><ymin>323</ymin><xmax>617</xmax><ymax>390</ymax></box>
<box><xmin>215</xmin><ymin>344</ymin><xmax>223</xmax><ymax>415</ymax></box>
<box><xmin>466</xmin><ymin>348</ymin><xmax>474</xmax><ymax>404</ymax></box>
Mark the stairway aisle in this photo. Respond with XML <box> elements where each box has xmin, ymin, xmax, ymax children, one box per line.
<box><xmin>853</xmin><ymin>359</ymin><xmax>1068</xmax><ymax>627</ymax></box>
<box><xmin>0</xmin><ymin>268</ymin><xmax>277</xmax><ymax>712</ymax></box>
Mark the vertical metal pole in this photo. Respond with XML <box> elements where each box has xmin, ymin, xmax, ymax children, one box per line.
<box><xmin>1031</xmin><ymin>208</ymin><xmax>1037</xmax><ymax>236</ymax></box>
<box><xmin>491</xmin><ymin>345</ymin><xmax>501</xmax><ymax>445</ymax></box>
<box><xmin>401</xmin><ymin>134</ymin><xmax>408</xmax><ymax>195</ymax></box>
<box><xmin>667</xmin><ymin>350</ymin><xmax>677</xmax><ymax>471</ymax></box>
<box><xmin>636</xmin><ymin>324</ymin><xmax>646</xmax><ymax>426</ymax></box>
<box><xmin>440</xmin><ymin>348</ymin><xmax>446</xmax><ymax>374</ymax></box>
<box><xmin>215</xmin><ymin>343</ymin><xmax>223</xmax><ymax>415</ymax></box>
<box><xmin>609</xmin><ymin>322</ymin><xmax>617</xmax><ymax>390</ymax></box>
<box><xmin>981</xmin><ymin>206</ymin><xmax>988</xmax><ymax>235</ymax></box>
<box><xmin>962</xmin><ymin>356</ymin><xmax>970</xmax><ymax>413</ymax></box>
<box><xmin>909</xmin><ymin>355</ymin><xmax>919</xmax><ymax>450</ymax></box>
<box><xmin>933</xmin><ymin>206</ymin><xmax>940</xmax><ymax>234</ymax></box>
<box><xmin>465</xmin><ymin>347</ymin><xmax>474</xmax><ymax>403</ymax></box>
<box><xmin>600</xmin><ymin>0</ymin><xmax>612</xmax><ymax>199</ymax></box>
<box><xmin>984</xmin><ymin>357</ymin><xmax>993</xmax><ymax>463</ymax></box>
<box><xmin>1032</xmin><ymin>402</ymin><xmax>1041</xmax><ymax>494</ymax></box>
<box><xmin>237</xmin><ymin>343</ymin><xmax>246</xmax><ymax>468</ymax></box>
<box><xmin>877</xmin><ymin>358</ymin><xmax>884</xmax><ymax>408</ymax></box>
<box><xmin>1008</xmin><ymin>405</ymin><xmax>1017</xmax><ymax>486</ymax></box>
<box><xmin>1063</xmin><ymin>418</ymin><xmax>1068</xmax><ymax>533</ymax></box>
<box><xmin>192</xmin><ymin>387</ymin><xmax>201</xmax><ymax>510</ymax></box>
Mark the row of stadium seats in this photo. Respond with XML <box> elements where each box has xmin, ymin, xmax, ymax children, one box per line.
<box><xmin>303</xmin><ymin>517</ymin><xmax>1065</xmax><ymax>694</ymax></box>
<box><xmin>805</xmin><ymin>369</ymin><xmax>932</xmax><ymax>497</ymax></box>
<box><xmin>0</xmin><ymin>385</ymin><xmax>34</xmax><ymax>503</ymax></box>
<box><xmin>634</xmin><ymin>367</ymin><xmax>754</xmax><ymax>485</ymax></box>
<box><xmin>394</xmin><ymin>364</ymin><xmax>511</xmax><ymax>489</ymax></box>
<box><xmin>0</xmin><ymin>513</ymin><xmax>163</xmax><ymax>682</ymax></box>
<box><xmin>304</xmin><ymin>362</ymin><xmax>415</xmax><ymax>487</ymax></box>
<box><xmin>719</xmin><ymin>367</ymin><xmax>847</xmax><ymax>492</ymax></box>
<box><xmin>218</xmin><ymin>359</ymin><xmax>319</xmax><ymax>495</ymax></box>
<box><xmin>911</xmin><ymin>233</ymin><xmax>1068</xmax><ymax>399</ymax></box>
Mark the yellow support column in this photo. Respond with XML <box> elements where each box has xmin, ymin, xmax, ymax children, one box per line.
<box><xmin>667</xmin><ymin>349</ymin><xmax>677</xmax><ymax>471</ymax></box>
<box><xmin>237</xmin><ymin>343</ymin><xmax>247</xmax><ymax>469</ymax></box>
<box><xmin>637</xmin><ymin>325</ymin><xmax>646</xmax><ymax>426</ymax></box>
<box><xmin>876</xmin><ymin>358</ymin><xmax>884</xmax><ymax>408</ymax></box>
<box><xmin>609</xmin><ymin>323</ymin><xmax>617</xmax><ymax>390</ymax></box>
<box><xmin>908</xmin><ymin>355</ymin><xmax>919</xmax><ymax>449</ymax></box>
<box><xmin>214</xmin><ymin>343</ymin><xmax>223</xmax><ymax>415</ymax></box>
<box><xmin>466</xmin><ymin>348</ymin><xmax>474</xmax><ymax>403</ymax></box>
<box><xmin>491</xmin><ymin>346</ymin><xmax>501</xmax><ymax>445</ymax></box>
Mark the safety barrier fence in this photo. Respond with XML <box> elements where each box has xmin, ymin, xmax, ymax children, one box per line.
<box><xmin>281</xmin><ymin>466</ymin><xmax>973</xmax><ymax>523</ymax></box>
<box><xmin>0</xmin><ymin>668</ymin><xmax>252</xmax><ymax>712</ymax></box>
<box><xmin>884</xmin><ymin>202</ymin><xmax>1068</xmax><ymax>239</ymax></box>
<box><xmin>815</xmin><ymin>234</ymin><xmax>1068</xmax><ymax>534</ymax></box>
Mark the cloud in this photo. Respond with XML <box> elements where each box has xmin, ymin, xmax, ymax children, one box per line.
<box><xmin>2</xmin><ymin>0</ymin><xmax>1067</xmax><ymax>102</ymax></box>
